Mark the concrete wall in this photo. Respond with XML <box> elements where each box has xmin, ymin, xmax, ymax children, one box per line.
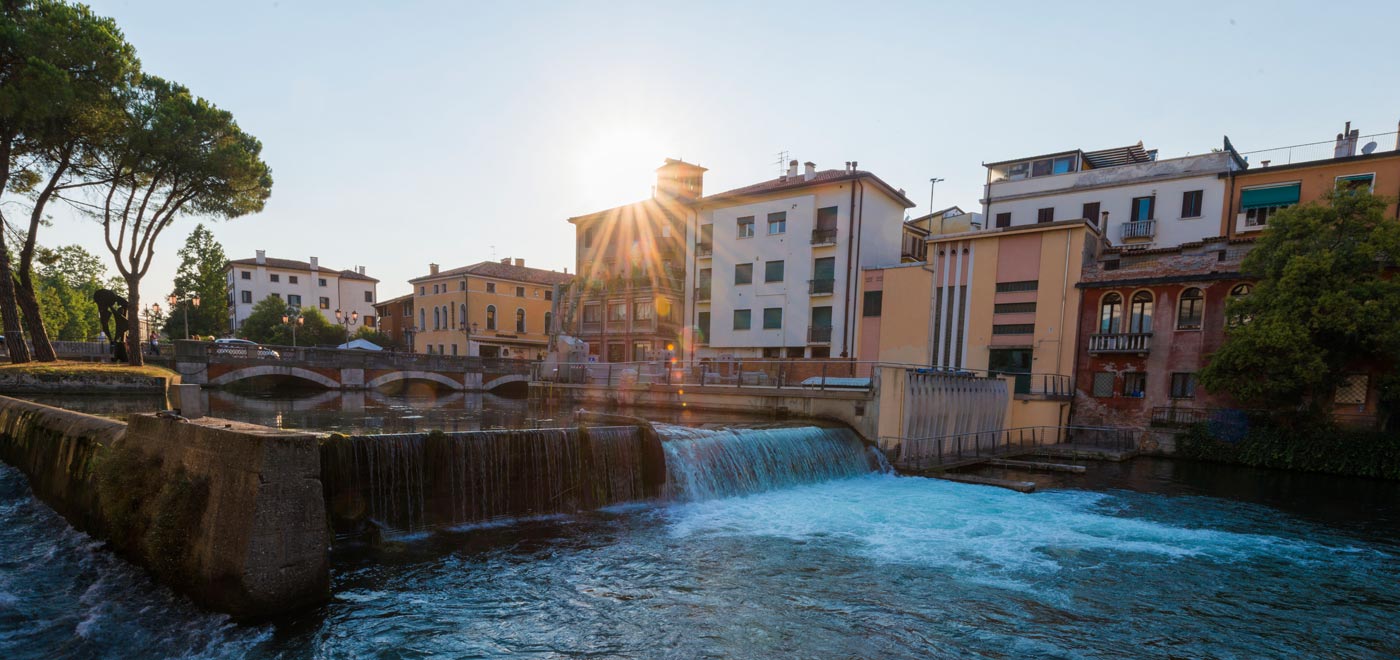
<box><xmin>0</xmin><ymin>396</ymin><xmax>329</xmax><ymax>618</ymax></box>
<box><xmin>0</xmin><ymin>371</ymin><xmax>169</xmax><ymax>395</ymax></box>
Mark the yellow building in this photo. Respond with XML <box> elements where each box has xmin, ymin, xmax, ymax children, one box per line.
<box><xmin>859</xmin><ymin>218</ymin><xmax>1100</xmax><ymax>428</ymax></box>
<box><xmin>408</xmin><ymin>258</ymin><xmax>573</xmax><ymax>359</ymax></box>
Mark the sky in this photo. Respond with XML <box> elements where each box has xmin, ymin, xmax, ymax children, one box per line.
<box><xmin>48</xmin><ymin>0</ymin><xmax>1400</xmax><ymax>301</ymax></box>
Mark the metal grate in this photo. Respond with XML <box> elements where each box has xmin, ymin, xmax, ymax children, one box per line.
<box><xmin>1335</xmin><ymin>374</ymin><xmax>1368</xmax><ymax>405</ymax></box>
<box><xmin>1091</xmin><ymin>372</ymin><xmax>1115</xmax><ymax>397</ymax></box>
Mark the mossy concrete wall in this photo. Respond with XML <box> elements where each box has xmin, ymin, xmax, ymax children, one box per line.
<box><xmin>0</xmin><ymin>396</ymin><xmax>328</xmax><ymax>619</ymax></box>
<box><xmin>0</xmin><ymin>371</ymin><xmax>169</xmax><ymax>394</ymax></box>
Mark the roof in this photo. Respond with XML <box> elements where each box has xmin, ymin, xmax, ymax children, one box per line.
<box><xmin>701</xmin><ymin>169</ymin><xmax>916</xmax><ymax>208</ymax></box>
<box><xmin>410</xmin><ymin>260</ymin><xmax>574</xmax><ymax>286</ymax></box>
<box><xmin>567</xmin><ymin>195</ymin><xmax>688</xmax><ymax>225</ymax></box>
<box><xmin>906</xmin><ymin>205</ymin><xmax>967</xmax><ymax>225</ymax></box>
<box><xmin>983</xmin><ymin>142</ymin><xmax>1157</xmax><ymax>169</ymax></box>
<box><xmin>373</xmin><ymin>293</ymin><xmax>414</xmax><ymax>307</ymax></box>
<box><xmin>926</xmin><ymin>217</ymin><xmax>1100</xmax><ymax>243</ymax></box>
<box><xmin>226</xmin><ymin>257</ymin><xmax>379</xmax><ymax>282</ymax></box>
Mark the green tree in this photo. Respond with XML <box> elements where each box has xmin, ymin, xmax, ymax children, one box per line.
<box><xmin>33</xmin><ymin>244</ymin><xmax>114</xmax><ymax>341</ymax></box>
<box><xmin>1200</xmin><ymin>189</ymin><xmax>1400</xmax><ymax>420</ymax></box>
<box><xmin>351</xmin><ymin>326</ymin><xmax>398</xmax><ymax>350</ymax></box>
<box><xmin>90</xmin><ymin>75</ymin><xmax>272</xmax><ymax>366</ymax></box>
<box><xmin>162</xmin><ymin>224</ymin><xmax>228</xmax><ymax>339</ymax></box>
<box><xmin>0</xmin><ymin>0</ymin><xmax>139</xmax><ymax>362</ymax></box>
<box><xmin>238</xmin><ymin>297</ymin><xmax>339</xmax><ymax>347</ymax></box>
<box><xmin>235</xmin><ymin>295</ymin><xmax>292</xmax><ymax>345</ymax></box>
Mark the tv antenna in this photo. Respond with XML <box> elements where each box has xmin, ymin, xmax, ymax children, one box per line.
<box><xmin>773</xmin><ymin>150</ymin><xmax>790</xmax><ymax>176</ymax></box>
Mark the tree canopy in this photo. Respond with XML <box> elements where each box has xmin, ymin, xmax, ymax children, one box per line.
<box><xmin>238</xmin><ymin>296</ymin><xmax>342</xmax><ymax>347</ymax></box>
<box><xmin>162</xmin><ymin>224</ymin><xmax>228</xmax><ymax>339</ymax></box>
<box><xmin>1200</xmin><ymin>188</ymin><xmax>1400</xmax><ymax>418</ymax></box>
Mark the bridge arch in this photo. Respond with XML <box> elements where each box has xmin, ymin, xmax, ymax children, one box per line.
<box><xmin>208</xmin><ymin>365</ymin><xmax>340</xmax><ymax>389</ymax></box>
<box><xmin>482</xmin><ymin>374</ymin><xmax>528</xmax><ymax>392</ymax></box>
<box><xmin>365</xmin><ymin>371</ymin><xmax>464</xmax><ymax>391</ymax></box>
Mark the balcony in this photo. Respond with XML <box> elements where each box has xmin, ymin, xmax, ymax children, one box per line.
<box><xmin>809</xmin><ymin>278</ymin><xmax>835</xmax><ymax>295</ymax></box>
<box><xmin>808</xmin><ymin>325</ymin><xmax>832</xmax><ymax>344</ymax></box>
<box><xmin>1119</xmin><ymin>219</ymin><xmax>1156</xmax><ymax>241</ymax></box>
<box><xmin>695</xmin><ymin>286</ymin><xmax>711</xmax><ymax>302</ymax></box>
<box><xmin>696</xmin><ymin>242</ymin><xmax>713</xmax><ymax>258</ymax></box>
<box><xmin>1088</xmin><ymin>332</ymin><xmax>1152</xmax><ymax>354</ymax></box>
<box><xmin>901</xmin><ymin>234</ymin><xmax>927</xmax><ymax>261</ymax></box>
<box><xmin>810</xmin><ymin>228</ymin><xmax>837</xmax><ymax>245</ymax></box>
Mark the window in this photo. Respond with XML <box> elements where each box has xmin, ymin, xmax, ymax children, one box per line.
<box><xmin>993</xmin><ymin>302</ymin><xmax>1036</xmax><ymax>314</ymax></box>
<box><xmin>1181</xmin><ymin>190</ymin><xmax>1203</xmax><ymax>218</ymax></box>
<box><xmin>737</xmin><ymin>216</ymin><xmax>755</xmax><ymax>238</ymax></box>
<box><xmin>241</xmin><ymin>271</ymin><xmax>251</xmax><ymax>280</ymax></box>
<box><xmin>734</xmin><ymin>263</ymin><xmax>753</xmax><ymax>285</ymax></box>
<box><xmin>661</xmin><ymin>224</ymin><xmax>672</xmax><ymax>238</ymax></box>
<box><xmin>1037</xmin><ymin>207</ymin><xmax>1055</xmax><ymax>224</ymax></box>
<box><xmin>1228</xmin><ymin>283</ymin><xmax>1253</xmax><ymax>326</ymax></box>
<box><xmin>583</xmin><ymin>226</ymin><xmax>595</xmax><ymax>248</ymax></box>
<box><xmin>863</xmin><ymin>291</ymin><xmax>883</xmax><ymax>316</ymax></box>
<box><xmin>289</xmin><ymin>275</ymin><xmax>298</xmax><ymax>284</ymax></box>
<box><xmin>1122</xmin><ymin>372</ymin><xmax>1147</xmax><ymax>398</ymax></box>
<box><xmin>733</xmin><ymin>309</ymin><xmax>752</xmax><ymax>330</ymax></box>
<box><xmin>270</xmin><ymin>293</ymin><xmax>281</xmax><ymax>300</ymax></box>
<box><xmin>432</xmin><ymin>284</ymin><xmax>439</xmax><ymax>294</ymax></box>
<box><xmin>319</xmin><ymin>296</ymin><xmax>330</xmax><ymax>309</ymax></box>
<box><xmin>544</xmin><ymin>311</ymin><xmax>552</xmax><ymax>333</ymax></box>
<box><xmin>287</xmin><ymin>294</ymin><xmax>302</xmax><ymax>307</ymax></box>
<box><xmin>1170</xmin><ymin>373</ymin><xmax>1197</xmax><ymax>399</ymax></box>
<box><xmin>364</xmin><ymin>291</ymin><xmax>373</xmax><ymax>303</ymax></box>
<box><xmin>1176</xmin><ymin>288</ymin><xmax>1204</xmax><ymax>330</ymax></box>
<box><xmin>486</xmin><ymin>282</ymin><xmax>496</xmax><ymax>293</ymax></box>
<box><xmin>319</xmin><ymin>278</ymin><xmax>327</xmax><ymax>287</ymax></box>
<box><xmin>1031</xmin><ymin>159</ymin><xmax>1052</xmax><ymax>177</ymax></box>
<box><xmin>995</xmin><ymin>212</ymin><xmax>1011</xmax><ymax>228</ymax></box>
<box><xmin>765</xmin><ymin>260</ymin><xmax>785</xmax><ymax>283</ymax></box>
<box><xmin>1335</xmin><ymin>374</ymin><xmax>1369</xmax><ymax>405</ymax></box>
<box><xmin>544</xmin><ymin>290</ymin><xmax>552</xmax><ymax>301</ymax></box>
<box><xmin>516</xmin><ymin>286</ymin><xmax>525</xmax><ymax>298</ymax></box>
<box><xmin>516</xmin><ymin>308</ymin><xmax>525</xmax><ymax>333</ymax></box>
<box><xmin>995</xmin><ymin>280</ymin><xmax>1038</xmax><ymax>293</ymax></box>
<box><xmin>419</xmin><ymin>286</ymin><xmax>425</xmax><ymax>295</ymax></box>
<box><xmin>767</xmin><ymin>212</ymin><xmax>787</xmax><ymax>235</ymax></box>
<box><xmin>762</xmin><ymin>307</ymin><xmax>782</xmax><ymax>329</ymax></box>
<box><xmin>270</xmin><ymin>274</ymin><xmax>280</xmax><ymax>283</ymax></box>
<box><xmin>433</xmin><ymin>307</ymin><xmax>440</xmax><ymax>330</ymax></box>
<box><xmin>1099</xmin><ymin>293</ymin><xmax>1123</xmax><ymax>333</ymax></box>
<box><xmin>608</xmin><ymin>302</ymin><xmax>626</xmax><ymax>322</ymax></box>
<box><xmin>1082</xmin><ymin>202</ymin><xmax>1100</xmax><ymax>224</ymax></box>
<box><xmin>632</xmin><ymin>341</ymin><xmax>651</xmax><ymax>362</ymax></box>
<box><xmin>634</xmin><ymin>300</ymin><xmax>654</xmax><ymax>321</ymax></box>
<box><xmin>419</xmin><ymin>309</ymin><xmax>425</xmax><ymax>330</ymax></box>
<box><xmin>1128</xmin><ymin>291</ymin><xmax>1153</xmax><ymax>333</ymax></box>
<box><xmin>810</xmin><ymin>346</ymin><xmax>831</xmax><ymax>358</ymax></box>
<box><xmin>459</xmin><ymin>304</ymin><xmax>466</xmax><ymax>326</ymax></box>
<box><xmin>1091</xmin><ymin>372</ymin><xmax>1115</xmax><ymax>397</ymax></box>
<box><xmin>486</xmin><ymin>305</ymin><xmax>497</xmax><ymax>330</ymax></box>
<box><xmin>240</xmin><ymin>290</ymin><xmax>252</xmax><ymax>304</ymax></box>
<box><xmin>1131</xmin><ymin>196</ymin><xmax>1155</xmax><ymax>222</ymax></box>
<box><xmin>364</xmin><ymin>315</ymin><xmax>375</xmax><ymax>328</ymax></box>
<box><xmin>816</xmin><ymin>206</ymin><xmax>839</xmax><ymax>231</ymax></box>
<box><xmin>992</xmin><ymin>324</ymin><xmax>1035</xmax><ymax>335</ymax></box>
<box><xmin>583</xmin><ymin>304</ymin><xmax>601</xmax><ymax>323</ymax></box>
<box><xmin>1241</xmin><ymin>184</ymin><xmax>1300</xmax><ymax>227</ymax></box>
<box><xmin>696</xmin><ymin>311</ymin><xmax>710</xmax><ymax>344</ymax></box>
<box><xmin>1337</xmin><ymin>173</ymin><xmax>1375</xmax><ymax>193</ymax></box>
<box><xmin>459</xmin><ymin>281</ymin><xmax>466</xmax><ymax>291</ymax></box>
<box><xmin>451</xmin><ymin>344</ymin><xmax>457</xmax><ymax>356</ymax></box>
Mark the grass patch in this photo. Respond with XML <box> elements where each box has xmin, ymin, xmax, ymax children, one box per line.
<box><xmin>0</xmin><ymin>360</ymin><xmax>178</xmax><ymax>382</ymax></box>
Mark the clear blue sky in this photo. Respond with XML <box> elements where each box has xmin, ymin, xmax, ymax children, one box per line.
<box><xmin>60</xmin><ymin>0</ymin><xmax>1400</xmax><ymax>300</ymax></box>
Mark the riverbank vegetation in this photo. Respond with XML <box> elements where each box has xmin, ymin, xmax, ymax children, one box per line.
<box><xmin>0</xmin><ymin>360</ymin><xmax>177</xmax><ymax>382</ymax></box>
<box><xmin>1177</xmin><ymin>421</ymin><xmax>1400</xmax><ymax>480</ymax></box>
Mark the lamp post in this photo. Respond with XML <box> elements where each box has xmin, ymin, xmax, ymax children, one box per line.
<box><xmin>281</xmin><ymin>307</ymin><xmax>305</xmax><ymax>347</ymax></box>
<box><xmin>167</xmin><ymin>292</ymin><xmax>201</xmax><ymax>340</ymax></box>
<box><xmin>145</xmin><ymin>302</ymin><xmax>162</xmax><ymax>349</ymax></box>
<box><xmin>334</xmin><ymin>308</ymin><xmax>359</xmax><ymax>347</ymax></box>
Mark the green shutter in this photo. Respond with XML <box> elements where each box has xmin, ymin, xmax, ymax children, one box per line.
<box><xmin>1240</xmin><ymin>184</ymin><xmax>1300</xmax><ymax>209</ymax></box>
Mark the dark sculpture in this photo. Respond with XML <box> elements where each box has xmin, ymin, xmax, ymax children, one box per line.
<box><xmin>92</xmin><ymin>289</ymin><xmax>129</xmax><ymax>362</ymax></box>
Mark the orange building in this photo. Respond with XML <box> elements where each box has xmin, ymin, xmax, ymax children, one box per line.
<box><xmin>409</xmin><ymin>258</ymin><xmax>572</xmax><ymax>359</ymax></box>
<box><xmin>372</xmin><ymin>293</ymin><xmax>415</xmax><ymax>350</ymax></box>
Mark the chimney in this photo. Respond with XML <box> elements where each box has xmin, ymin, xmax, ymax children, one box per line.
<box><xmin>844</xmin><ymin>161</ymin><xmax>851</xmax><ymax>172</ymax></box>
<box><xmin>358</xmin><ymin>266</ymin><xmax>366</xmax><ymax>275</ymax></box>
<box><xmin>309</xmin><ymin>256</ymin><xmax>318</xmax><ymax>270</ymax></box>
<box><xmin>255</xmin><ymin>249</ymin><xmax>266</xmax><ymax>265</ymax></box>
<box><xmin>500</xmin><ymin>257</ymin><xmax>510</xmax><ymax>265</ymax></box>
<box><xmin>804</xmin><ymin>161</ymin><xmax>816</xmax><ymax>180</ymax></box>
<box><xmin>851</xmin><ymin>160</ymin><xmax>858</xmax><ymax>171</ymax></box>
<box><xmin>787</xmin><ymin>159</ymin><xmax>798</xmax><ymax>178</ymax></box>
<box><xmin>514</xmin><ymin>258</ymin><xmax>525</xmax><ymax>267</ymax></box>
<box><xmin>429</xmin><ymin>263</ymin><xmax>439</xmax><ymax>275</ymax></box>
<box><xmin>1334</xmin><ymin>121</ymin><xmax>1359</xmax><ymax>158</ymax></box>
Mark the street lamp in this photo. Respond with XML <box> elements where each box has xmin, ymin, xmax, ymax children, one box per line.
<box><xmin>281</xmin><ymin>308</ymin><xmax>305</xmax><ymax>347</ymax></box>
<box><xmin>334</xmin><ymin>308</ymin><xmax>359</xmax><ymax>347</ymax></box>
<box><xmin>167</xmin><ymin>292</ymin><xmax>201</xmax><ymax>340</ymax></box>
<box><xmin>146</xmin><ymin>302</ymin><xmax>162</xmax><ymax>348</ymax></box>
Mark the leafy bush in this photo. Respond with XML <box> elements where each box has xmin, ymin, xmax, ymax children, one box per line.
<box><xmin>1178</xmin><ymin>421</ymin><xmax>1400</xmax><ymax>479</ymax></box>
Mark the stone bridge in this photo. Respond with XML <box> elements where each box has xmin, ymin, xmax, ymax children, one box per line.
<box><xmin>173</xmin><ymin>340</ymin><xmax>532</xmax><ymax>392</ymax></box>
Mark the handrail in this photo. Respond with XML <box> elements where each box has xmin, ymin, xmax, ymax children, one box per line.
<box><xmin>887</xmin><ymin>424</ymin><xmax>1136</xmax><ymax>470</ymax></box>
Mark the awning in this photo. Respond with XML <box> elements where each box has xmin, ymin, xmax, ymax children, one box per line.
<box><xmin>1241</xmin><ymin>183</ymin><xmax>1300</xmax><ymax>209</ymax></box>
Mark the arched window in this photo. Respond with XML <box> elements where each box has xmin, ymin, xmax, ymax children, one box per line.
<box><xmin>544</xmin><ymin>311</ymin><xmax>553</xmax><ymax>333</ymax></box>
<box><xmin>433</xmin><ymin>307</ymin><xmax>440</xmax><ymax>330</ymax></box>
<box><xmin>486</xmin><ymin>305</ymin><xmax>496</xmax><ymax>330</ymax></box>
<box><xmin>1099</xmin><ymin>293</ymin><xmax>1122</xmax><ymax>334</ymax></box>
<box><xmin>1128</xmin><ymin>291</ymin><xmax>1153</xmax><ymax>333</ymax></box>
<box><xmin>1231</xmin><ymin>283</ymin><xmax>1252</xmax><ymax>298</ymax></box>
<box><xmin>419</xmin><ymin>308</ymin><xmax>425</xmax><ymax>331</ymax></box>
<box><xmin>516</xmin><ymin>308</ymin><xmax>526</xmax><ymax>333</ymax></box>
<box><xmin>1177</xmin><ymin>288</ymin><xmax>1203</xmax><ymax>330</ymax></box>
<box><xmin>1229</xmin><ymin>283</ymin><xmax>1253</xmax><ymax>326</ymax></box>
<box><xmin>459</xmin><ymin>304</ymin><xmax>466</xmax><ymax>327</ymax></box>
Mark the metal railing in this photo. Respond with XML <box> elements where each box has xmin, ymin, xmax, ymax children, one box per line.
<box><xmin>890</xmin><ymin>425</ymin><xmax>1137</xmax><ymax>470</ymax></box>
<box><xmin>695</xmin><ymin>286</ymin><xmax>711</xmax><ymax>301</ymax></box>
<box><xmin>807</xmin><ymin>325</ymin><xmax>832</xmax><ymax>344</ymax></box>
<box><xmin>811</xmin><ymin>228</ymin><xmax>837</xmax><ymax>244</ymax></box>
<box><xmin>1120</xmin><ymin>219</ymin><xmax>1156</xmax><ymax>240</ymax></box>
<box><xmin>1088</xmin><ymin>332</ymin><xmax>1152</xmax><ymax>353</ymax></box>
<box><xmin>1239</xmin><ymin>131</ymin><xmax>1398</xmax><ymax>168</ymax></box>
<box><xmin>809</xmin><ymin>278</ymin><xmax>835</xmax><ymax>295</ymax></box>
<box><xmin>696</xmin><ymin>243</ymin><xmax>713</xmax><ymax>257</ymax></box>
<box><xmin>535</xmin><ymin>359</ymin><xmax>879</xmax><ymax>391</ymax></box>
<box><xmin>173</xmin><ymin>340</ymin><xmax>533</xmax><ymax>374</ymax></box>
<box><xmin>999</xmin><ymin>372</ymin><xmax>1074</xmax><ymax>397</ymax></box>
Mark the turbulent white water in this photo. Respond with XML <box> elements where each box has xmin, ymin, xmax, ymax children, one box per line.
<box><xmin>657</xmin><ymin>425</ymin><xmax>878</xmax><ymax>501</ymax></box>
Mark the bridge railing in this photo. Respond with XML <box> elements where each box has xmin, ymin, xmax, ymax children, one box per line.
<box><xmin>173</xmin><ymin>340</ymin><xmax>533</xmax><ymax>374</ymax></box>
<box><xmin>535</xmin><ymin>359</ymin><xmax>882</xmax><ymax>390</ymax></box>
<box><xmin>886</xmin><ymin>425</ymin><xmax>1137</xmax><ymax>471</ymax></box>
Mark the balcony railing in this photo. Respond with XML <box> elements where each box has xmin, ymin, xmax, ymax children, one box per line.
<box><xmin>1088</xmin><ymin>332</ymin><xmax>1152</xmax><ymax>353</ymax></box>
<box><xmin>1119</xmin><ymin>219</ymin><xmax>1156</xmax><ymax>240</ymax></box>
<box><xmin>809</xmin><ymin>278</ymin><xmax>835</xmax><ymax>295</ymax></box>
<box><xmin>696</xmin><ymin>243</ymin><xmax>713</xmax><ymax>257</ymax></box>
<box><xmin>808</xmin><ymin>325</ymin><xmax>832</xmax><ymax>344</ymax></box>
<box><xmin>696</xmin><ymin>286</ymin><xmax>711</xmax><ymax>302</ymax></box>
<box><xmin>811</xmin><ymin>228</ymin><xmax>837</xmax><ymax>244</ymax></box>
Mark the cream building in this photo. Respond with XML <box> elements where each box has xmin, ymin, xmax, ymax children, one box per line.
<box><xmin>226</xmin><ymin>250</ymin><xmax>378</xmax><ymax>334</ymax></box>
<box><xmin>409</xmin><ymin>258</ymin><xmax>572</xmax><ymax>359</ymax></box>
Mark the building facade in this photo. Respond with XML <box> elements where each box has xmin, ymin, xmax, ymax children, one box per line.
<box><xmin>562</xmin><ymin>159</ymin><xmax>697</xmax><ymax>363</ymax></box>
<box><xmin>409</xmin><ymin>258</ymin><xmax>571</xmax><ymax>359</ymax></box>
<box><xmin>372</xmin><ymin>293</ymin><xmax>415</xmax><ymax>350</ymax></box>
<box><xmin>983</xmin><ymin>141</ymin><xmax>1245</xmax><ymax>251</ymax></box>
<box><xmin>688</xmin><ymin>160</ymin><xmax>914</xmax><ymax>360</ymax></box>
<box><xmin>226</xmin><ymin>251</ymin><xmax>378</xmax><ymax>333</ymax></box>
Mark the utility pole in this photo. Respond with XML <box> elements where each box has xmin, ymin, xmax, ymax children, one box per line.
<box><xmin>929</xmin><ymin>177</ymin><xmax>945</xmax><ymax>232</ymax></box>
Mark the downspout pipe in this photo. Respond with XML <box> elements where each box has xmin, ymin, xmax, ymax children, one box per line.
<box><xmin>843</xmin><ymin>179</ymin><xmax>866</xmax><ymax>358</ymax></box>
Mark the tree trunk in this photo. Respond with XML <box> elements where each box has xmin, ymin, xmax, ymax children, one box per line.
<box><xmin>0</xmin><ymin>246</ymin><xmax>31</xmax><ymax>364</ymax></box>
<box><xmin>125</xmin><ymin>277</ymin><xmax>144</xmax><ymax>367</ymax></box>
<box><xmin>15</xmin><ymin>276</ymin><xmax>56</xmax><ymax>362</ymax></box>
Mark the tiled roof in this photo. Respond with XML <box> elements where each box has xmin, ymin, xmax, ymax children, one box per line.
<box><xmin>410</xmin><ymin>260</ymin><xmax>574</xmax><ymax>286</ymax></box>
<box><xmin>226</xmin><ymin>257</ymin><xmax>378</xmax><ymax>282</ymax></box>
<box><xmin>702</xmin><ymin>169</ymin><xmax>916</xmax><ymax>207</ymax></box>
<box><xmin>567</xmin><ymin>196</ymin><xmax>688</xmax><ymax>224</ymax></box>
<box><xmin>374</xmin><ymin>293</ymin><xmax>414</xmax><ymax>307</ymax></box>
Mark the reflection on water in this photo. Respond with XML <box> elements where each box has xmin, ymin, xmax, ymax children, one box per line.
<box><xmin>203</xmin><ymin>389</ymin><xmax>552</xmax><ymax>434</ymax></box>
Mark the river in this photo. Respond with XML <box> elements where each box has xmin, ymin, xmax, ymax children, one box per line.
<box><xmin>0</xmin><ymin>392</ymin><xmax>1397</xmax><ymax>658</ymax></box>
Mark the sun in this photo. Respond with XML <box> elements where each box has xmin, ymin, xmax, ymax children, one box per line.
<box><xmin>572</xmin><ymin>125</ymin><xmax>666</xmax><ymax>203</ymax></box>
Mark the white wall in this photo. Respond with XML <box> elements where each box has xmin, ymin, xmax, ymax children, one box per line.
<box><xmin>226</xmin><ymin>263</ymin><xmax>378</xmax><ymax>334</ymax></box>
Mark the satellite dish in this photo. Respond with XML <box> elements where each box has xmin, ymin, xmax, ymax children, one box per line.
<box><xmin>1362</xmin><ymin>141</ymin><xmax>1378</xmax><ymax>154</ymax></box>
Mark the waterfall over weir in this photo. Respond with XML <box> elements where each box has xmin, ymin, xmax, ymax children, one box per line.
<box><xmin>320</xmin><ymin>424</ymin><xmax>880</xmax><ymax>538</ymax></box>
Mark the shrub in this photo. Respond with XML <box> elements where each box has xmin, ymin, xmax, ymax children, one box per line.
<box><xmin>1178</xmin><ymin>421</ymin><xmax>1400</xmax><ymax>479</ymax></box>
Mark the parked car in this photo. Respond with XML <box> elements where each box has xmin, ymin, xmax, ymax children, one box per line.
<box><xmin>212</xmin><ymin>337</ymin><xmax>280</xmax><ymax>359</ymax></box>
